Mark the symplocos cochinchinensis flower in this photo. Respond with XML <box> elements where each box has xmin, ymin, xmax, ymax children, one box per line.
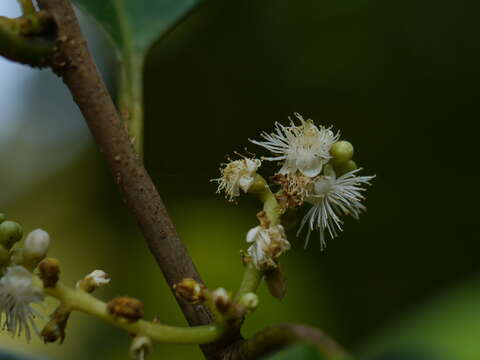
<box><xmin>298</xmin><ymin>165</ymin><xmax>375</xmax><ymax>249</ymax></box>
<box><xmin>213</xmin><ymin>157</ymin><xmax>261</xmax><ymax>201</ymax></box>
<box><xmin>246</xmin><ymin>224</ymin><xmax>290</xmax><ymax>270</ymax></box>
<box><xmin>214</xmin><ymin>112</ymin><xmax>374</xmax><ymax>251</ymax></box>
<box><xmin>250</xmin><ymin>113</ymin><xmax>339</xmax><ymax>177</ymax></box>
<box><xmin>0</xmin><ymin>265</ymin><xmax>44</xmax><ymax>341</ymax></box>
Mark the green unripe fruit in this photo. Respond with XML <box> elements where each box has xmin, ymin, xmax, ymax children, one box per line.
<box><xmin>0</xmin><ymin>221</ymin><xmax>23</xmax><ymax>249</ymax></box>
<box><xmin>330</xmin><ymin>141</ymin><xmax>354</xmax><ymax>163</ymax></box>
<box><xmin>0</xmin><ymin>214</ymin><xmax>5</xmax><ymax>223</ymax></box>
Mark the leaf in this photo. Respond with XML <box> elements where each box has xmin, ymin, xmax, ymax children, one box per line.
<box><xmin>72</xmin><ymin>0</ymin><xmax>204</xmax><ymax>57</ymax></box>
<box><xmin>264</xmin><ymin>344</ymin><xmax>327</xmax><ymax>360</ymax></box>
<box><xmin>358</xmin><ymin>275</ymin><xmax>480</xmax><ymax>360</ymax></box>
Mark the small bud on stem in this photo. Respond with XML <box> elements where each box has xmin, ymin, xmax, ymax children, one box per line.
<box><xmin>76</xmin><ymin>270</ymin><xmax>110</xmax><ymax>293</ymax></box>
<box><xmin>107</xmin><ymin>296</ymin><xmax>144</xmax><ymax>322</ymax></box>
<box><xmin>173</xmin><ymin>278</ymin><xmax>206</xmax><ymax>304</ymax></box>
<box><xmin>39</xmin><ymin>258</ymin><xmax>60</xmax><ymax>288</ymax></box>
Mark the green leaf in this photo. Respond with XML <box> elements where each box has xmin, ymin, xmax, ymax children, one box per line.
<box><xmin>264</xmin><ymin>344</ymin><xmax>327</xmax><ymax>360</ymax></box>
<box><xmin>358</xmin><ymin>276</ymin><xmax>480</xmax><ymax>360</ymax></box>
<box><xmin>71</xmin><ymin>0</ymin><xmax>205</xmax><ymax>153</ymax></box>
<box><xmin>72</xmin><ymin>0</ymin><xmax>204</xmax><ymax>57</ymax></box>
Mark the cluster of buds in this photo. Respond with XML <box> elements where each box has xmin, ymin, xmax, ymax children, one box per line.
<box><xmin>173</xmin><ymin>279</ymin><xmax>259</xmax><ymax>322</ymax></box>
<box><xmin>0</xmin><ymin>215</ymin><xmax>50</xmax><ymax>341</ymax></box>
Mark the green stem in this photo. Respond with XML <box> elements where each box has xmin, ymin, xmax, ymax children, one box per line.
<box><xmin>248</xmin><ymin>174</ymin><xmax>283</xmax><ymax>225</ymax></box>
<box><xmin>0</xmin><ymin>16</ymin><xmax>54</xmax><ymax>67</ymax></box>
<box><xmin>117</xmin><ymin>53</ymin><xmax>144</xmax><ymax>155</ymax></box>
<box><xmin>233</xmin><ymin>173</ymin><xmax>283</xmax><ymax>301</ymax></box>
<box><xmin>234</xmin><ymin>262</ymin><xmax>262</xmax><ymax>302</ymax></box>
<box><xmin>17</xmin><ymin>0</ymin><xmax>36</xmax><ymax>16</ymax></box>
<box><xmin>44</xmin><ymin>282</ymin><xmax>225</xmax><ymax>344</ymax></box>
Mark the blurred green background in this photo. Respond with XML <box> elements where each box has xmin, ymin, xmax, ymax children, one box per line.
<box><xmin>0</xmin><ymin>0</ymin><xmax>479</xmax><ymax>359</ymax></box>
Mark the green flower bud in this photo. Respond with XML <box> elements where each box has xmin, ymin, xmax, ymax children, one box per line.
<box><xmin>0</xmin><ymin>221</ymin><xmax>23</xmax><ymax>249</ymax></box>
<box><xmin>0</xmin><ymin>246</ymin><xmax>10</xmax><ymax>266</ymax></box>
<box><xmin>330</xmin><ymin>141</ymin><xmax>354</xmax><ymax>163</ymax></box>
<box><xmin>334</xmin><ymin>159</ymin><xmax>358</xmax><ymax>176</ymax></box>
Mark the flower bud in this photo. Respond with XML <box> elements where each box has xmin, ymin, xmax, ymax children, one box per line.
<box><xmin>238</xmin><ymin>292</ymin><xmax>258</xmax><ymax>313</ymax></box>
<box><xmin>22</xmin><ymin>229</ymin><xmax>50</xmax><ymax>269</ymax></box>
<box><xmin>212</xmin><ymin>288</ymin><xmax>231</xmax><ymax>313</ymax></box>
<box><xmin>39</xmin><ymin>258</ymin><xmax>60</xmax><ymax>288</ymax></box>
<box><xmin>41</xmin><ymin>304</ymin><xmax>71</xmax><ymax>344</ymax></box>
<box><xmin>76</xmin><ymin>270</ymin><xmax>110</xmax><ymax>293</ymax></box>
<box><xmin>0</xmin><ymin>221</ymin><xmax>23</xmax><ymax>249</ymax></box>
<box><xmin>107</xmin><ymin>296</ymin><xmax>144</xmax><ymax>322</ymax></box>
<box><xmin>130</xmin><ymin>335</ymin><xmax>152</xmax><ymax>360</ymax></box>
<box><xmin>333</xmin><ymin>159</ymin><xmax>358</xmax><ymax>176</ymax></box>
<box><xmin>330</xmin><ymin>140</ymin><xmax>354</xmax><ymax>163</ymax></box>
<box><xmin>265</xmin><ymin>267</ymin><xmax>287</xmax><ymax>300</ymax></box>
<box><xmin>173</xmin><ymin>278</ymin><xmax>205</xmax><ymax>304</ymax></box>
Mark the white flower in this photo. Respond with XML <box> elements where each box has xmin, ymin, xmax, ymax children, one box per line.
<box><xmin>247</xmin><ymin>224</ymin><xmax>290</xmax><ymax>270</ymax></box>
<box><xmin>250</xmin><ymin>113</ymin><xmax>339</xmax><ymax>177</ymax></box>
<box><xmin>298</xmin><ymin>166</ymin><xmax>375</xmax><ymax>249</ymax></box>
<box><xmin>0</xmin><ymin>266</ymin><xmax>44</xmax><ymax>341</ymax></box>
<box><xmin>23</xmin><ymin>229</ymin><xmax>50</xmax><ymax>259</ymax></box>
<box><xmin>212</xmin><ymin>157</ymin><xmax>261</xmax><ymax>201</ymax></box>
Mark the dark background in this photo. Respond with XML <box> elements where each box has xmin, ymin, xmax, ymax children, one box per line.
<box><xmin>1</xmin><ymin>0</ymin><xmax>479</xmax><ymax>359</ymax></box>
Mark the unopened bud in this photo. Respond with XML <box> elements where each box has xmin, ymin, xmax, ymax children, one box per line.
<box><xmin>265</xmin><ymin>268</ymin><xmax>286</xmax><ymax>300</ymax></box>
<box><xmin>212</xmin><ymin>288</ymin><xmax>231</xmax><ymax>313</ymax></box>
<box><xmin>130</xmin><ymin>335</ymin><xmax>152</xmax><ymax>360</ymax></box>
<box><xmin>24</xmin><ymin>229</ymin><xmax>50</xmax><ymax>257</ymax></box>
<box><xmin>330</xmin><ymin>140</ymin><xmax>354</xmax><ymax>163</ymax></box>
<box><xmin>22</xmin><ymin>229</ymin><xmax>50</xmax><ymax>270</ymax></box>
<box><xmin>238</xmin><ymin>293</ymin><xmax>258</xmax><ymax>313</ymax></box>
<box><xmin>0</xmin><ymin>245</ymin><xmax>10</xmax><ymax>266</ymax></box>
<box><xmin>174</xmin><ymin>278</ymin><xmax>205</xmax><ymax>304</ymax></box>
<box><xmin>39</xmin><ymin>258</ymin><xmax>60</xmax><ymax>288</ymax></box>
<box><xmin>76</xmin><ymin>270</ymin><xmax>110</xmax><ymax>293</ymax></box>
<box><xmin>333</xmin><ymin>159</ymin><xmax>358</xmax><ymax>176</ymax></box>
<box><xmin>0</xmin><ymin>221</ymin><xmax>23</xmax><ymax>249</ymax></box>
<box><xmin>107</xmin><ymin>296</ymin><xmax>144</xmax><ymax>322</ymax></box>
<box><xmin>41</xmin><ymin>303</ymin><xmax>71</xmax><ymax>344</ymax></box>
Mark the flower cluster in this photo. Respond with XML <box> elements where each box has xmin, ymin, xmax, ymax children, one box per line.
<box><xmin>0</xmin><ymin>220</ymin><xmax>50</xmax><ymax>341</ymax></box>
<box><xmin>214</xmin><ymin>113</ymin><xmax>375</xmax><ymax>256</ymax></box>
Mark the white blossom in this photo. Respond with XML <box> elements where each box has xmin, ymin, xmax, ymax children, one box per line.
<box><xmin>247</xmin><ymin>224</ymin><xmax>290</xmax><ymax>270</ymax></box>
<box><xmin>0</xmin><ymin>266</ymin><xmax>44</xmax><ymax>341</ymax></box>
<box><xmin>298</xmin><ymin>166</ymin><xmax>375</xmax><ymax>249</ymax></box>
<box><xmin>212</xmin><ymin>157</ymin><xmax>261</xmax><ymax>201</ymax></box>
<box><xmin>250</xmin><ymin>113</ymin><xmax>339</xmax><ymax>177</ymax></box>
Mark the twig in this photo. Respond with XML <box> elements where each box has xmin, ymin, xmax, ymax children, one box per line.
<box><xmin>0</xmin><ymin>12</ymin><xmax>54</xmax><ymax>67</ymax></box>
<box><xmin>35</xmin><ymin>0</ymin><xmax>214</xmax><ymax>335</ymax></box>
<box><xmin>224</xmin><ymin>323</ymin><xmax>351</xmax><ymax>360</ymax></box>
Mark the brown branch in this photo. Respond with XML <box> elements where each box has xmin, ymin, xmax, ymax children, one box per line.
<box><xmin>35</xmin><ymin>0</ymin><xmax>216</xmax><ymax>346</ymax></box>
<box><xmin>223</xmin><ymin>323</ymin><xmax>351</xmax><ymax>360</ymax></box>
